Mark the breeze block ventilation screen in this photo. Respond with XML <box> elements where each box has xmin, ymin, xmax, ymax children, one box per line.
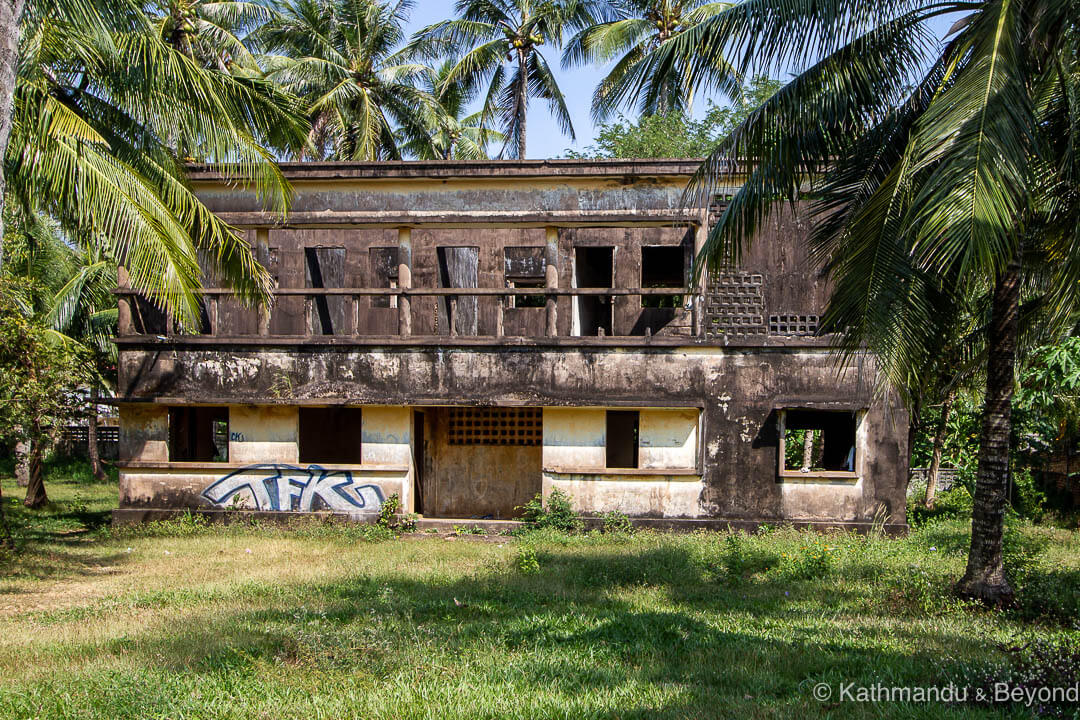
<box><xmin>703</xmin><ymin>271</ymin><xmax>766</xmax><ymax>337</ymax></box>
<box><xmin>448</xmin><ymin>407</ymin><xmax>543</xmax><ymax>446</ymax></box>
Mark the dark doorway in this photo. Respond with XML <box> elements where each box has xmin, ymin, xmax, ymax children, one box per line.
<box><xmin>413</xmin><ymin>410</ymin><xmax>426</xmax><ymax>515</ymax></box>
<box><xmin>606</xmin><ymin>410</ymin><xmax>639</xmax><ymax>469</ymax></box>
<box><xmin>575</xmin><ymin>246</ymin><xmax>614</xmax><ymax>336</ymax></box>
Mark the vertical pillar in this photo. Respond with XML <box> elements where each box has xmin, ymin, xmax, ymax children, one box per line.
<box><xmin>545</xmin><ymin>226</ymin><xmax>559</xmax><ymax>337</ymax></box>
<box><xmin>692</xmin><ymin>210</ymin><xmax>709</xmax><ymax>337</ymax></box>
<box><xmin>117</xmin><ymin>265</ymin><xmax>133</xmax><ymax>335</ymax></box>
<box><xmin>398</xmin><ymin>227</ymin><xmax>412</xmax><ymax>337</ymax></box>
<box><xmin>256</xmin><ymin>228</ymin><xmax>272</xmax><ymax>336</ymax></box>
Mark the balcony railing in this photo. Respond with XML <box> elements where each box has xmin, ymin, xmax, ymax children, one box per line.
<box><xmin>117</xmin><ymin>286</ymin><xmax>703</xmax><ymax>341</ymax></box>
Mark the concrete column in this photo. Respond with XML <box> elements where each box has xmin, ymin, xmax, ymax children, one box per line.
<box><xmin>398</xmin><ymin>227</ymin><xmax>412</xmax><ymax>337</ymax></box>
<box><xmin>117</xmin><ymin>265</ymin><xmax>133</xmax><ymax>335</ymax></box>
<box><xmin>692</xmin><ymin>210</ymin><xmax>710</xmax><ymax>337</ymax></box>
<box><xmin>545</xmin><ymin>226</ymin><xmax>559</xmax><ymax>337</ymax></box>
<box><xmin>256</xmin><ymin>228</ymin><xmax>272</xmax><ymax>336</ymax></box>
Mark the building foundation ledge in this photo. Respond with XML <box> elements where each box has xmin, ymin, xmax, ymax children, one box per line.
<box><xmin>112</xmin><ymin>508</ymin><xmax>907</xmax><ymax>535</ymax></box>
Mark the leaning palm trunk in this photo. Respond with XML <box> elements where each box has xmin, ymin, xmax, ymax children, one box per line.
<box><xmin>956</xmin><ymin>263</ymin><xmax>1020</xmax><ymax>604</ymax></box>
<box><xmin>924</xmin><ymin>390</ymin><xmax>956</xmax><ymax>509</ymax></box>
<box><xmin>87</xmin><ymin>386</ymin><xmax>105</xmax><ymax>481</ymax></box>
<box><xmin>23</xmin><ymin>423</ymin><xmax>47</xmax><ymax>508</ymax></box>
<box><xmin>0</xmin><ymin>0</ymin><xmax>26</xmax><ymax>265</ymax></box>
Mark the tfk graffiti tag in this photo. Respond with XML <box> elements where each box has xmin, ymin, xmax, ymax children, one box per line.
<box><xmin>202</xmin><ymin>464</ymin><xmax>384</xmax><ymax>512</ymax></box>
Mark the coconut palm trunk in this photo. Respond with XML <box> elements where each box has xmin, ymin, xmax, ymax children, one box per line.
<box><xmin>924</xmin><ymin>390</ymin><xmax>955</xmax><ymax>508</ymax></box>
<box><xmin>516</xmin><ymin>48</ymin><xmax>528</xmax><ymax>159</ymax></box>
<box><xmin>23</xmin><ymin>426</ymin><xmax>47</xmax><ymax>508</ymax></box>
<box><xmin>88</xmin><ymin>385</ymin><xmax>105</xmax><ymax>481</ymax></box>
<box><xmin>956</xmin><ymin>262</ymin><xmax>1020</xmax><ymax>604</ymax></box>
<box><xmin>0</xmin><ymin>0</ymin><xmax>26</xmax><ymax>265</ymax></box>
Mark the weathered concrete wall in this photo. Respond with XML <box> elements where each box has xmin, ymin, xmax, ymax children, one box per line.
<box><xmin>545</xmin><ymin>475</ymin><xmax>706</xmax><ymax>518</ymax></box>
<box><xmin>119</xmin><ymin>404</ymin><xmax>168</xmax><ymax>463</ymax></box>
<box><xmin>229</xmin><ymin>405</ymin><xmax>297</xmax><ymax>464</ymax></box>
<box><xmin>543</xmin><ymin>408</ymin><xmax>606</xmax><ymax>470</ymax></box>
<box><xmin>116</xmin><ymin>346</ymin><xmax>908</xmax><ymax>527</ymax></box>
<box><xmin>640</xmin><ymin>409</ymin><xmax>699</xmax><ymax>470</ymax></box>
<box><xmin>120</xmin><ymin>465</ymin><xmax>403</xmax><ymax>514</ymax></box>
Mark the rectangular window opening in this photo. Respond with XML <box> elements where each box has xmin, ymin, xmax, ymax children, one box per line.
<box><xmin>606</xmin><ymin>410</ymin><xmax>639</xmax><ymax>469</ymax></box>
<box><xmin>779</xmin><ymin>409</ymin><xmax>857</xmax><ymax>476</ymax></box>
<box><xmin>574</xmin><ymin>247</ymin><xmax>614</xmax><ymax>336</ymax></box>
<box><xmin>370</xmin><ymin>247</ymin><xmax>400</xmax><ymax>309</ymax></box>
<box><xmin>305</xmin><ymin>247</ymin><xmax>346</xmax><ymax>335</ymax></box>
<box><xmin>640</xmin><ymin>246</ymin><xmax>686</xmax><ymax>309</ymax></box>
<box><xmin>168</xmin><ymin>406</ymin><xmax>229</xmax><ymax>462</ymax></box>
<box><xmin>298</xmin><ymin>407</ymin><xmax>364</xmax><ymax>465</ymax></box>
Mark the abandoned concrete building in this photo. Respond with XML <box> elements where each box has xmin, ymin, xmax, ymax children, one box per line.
<box><xmin>114</xmin><ymin>159</ymin><xmax>909</xmax><ymax>531</ymax></box>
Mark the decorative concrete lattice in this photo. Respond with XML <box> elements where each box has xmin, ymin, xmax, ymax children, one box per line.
<box><xmin>448</xmin><ymin>407</ymin><xmax>543</xmax><ymax>446</ymax></box>
<box><xmin>769</xmin><ymin>314</ymin><xmax>820</xmax><ymax>336</ymax></box>
<box><xmin>703</xmin><ymin>271</ymin><xmax>766</xmax><ymax>337</ymax></box>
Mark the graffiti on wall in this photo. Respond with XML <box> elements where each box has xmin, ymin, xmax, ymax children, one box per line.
<box><xmin>202</xmin><ymin>464</ymin><xmax>385</xmax><ymax>512</ymax></box>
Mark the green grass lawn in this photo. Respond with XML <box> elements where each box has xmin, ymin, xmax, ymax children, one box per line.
<box><xmin>0</xmin><ymin>472</ymin><xmax>1078</xmax><ymax>719</ymax></box>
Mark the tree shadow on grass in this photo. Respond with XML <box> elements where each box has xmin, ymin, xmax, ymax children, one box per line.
<box><xmin>12</xmin><ymin>541</ymin><xmax>1021</xmax><ymax>719</ymax></box>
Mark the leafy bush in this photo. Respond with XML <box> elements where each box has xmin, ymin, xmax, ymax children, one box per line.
<box><xmin>377</xmin><ymin>494</ymin><xmax>400</xmax><ymax>528</ymax></box>
<box><xmin>517</xmin><ymin>489</ymin><xmax>582</xmax><ymax>533</ymax></box>
<box><xmin>908</xmin><ymin>485</ymin><xmax>974</xmax><ymax>527</ymax></box>
<box><xmin>600</xmin><ymin>510</ymin><xmax>633</xmax><ymax>534</ymax></box>
<box><xmin>719</xmin><ymin>533</ymin><xmax>749</xmax><ymax>580</ymax></box>
<box><xmin>777</xmin><ymin>541</ymin><xmax>836</xmax><ymax>580</ymax></box>
<box><xmin>1011</xmin><ymin>468</ymin><xmax>1047</xmax><ymax>522</ymax></box>
<box><xmin>516</xmin><ymin>546</ymin><xmax>540</xmax><ymax>574</ymax></box>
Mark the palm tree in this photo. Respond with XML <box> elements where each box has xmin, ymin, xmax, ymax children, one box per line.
<box><xmin>0</xmin><ymin>208</ymin><xmax>113</xmax><ymax>507</ymax></box>
<box><xmin>254</xmin><ymin>0</ymin><xmax>443</xmax><ymax>161</ymax></box>
<box><xmin>9</xmin><ymin>0</ymin><xmax>308</xmax><ymax>328</ymax></box>
<box><xmin>662</xmin><ymin>1</ymin><xmax>1080</xmax><ymax>603</ymax></box>
<box><xmin>149</xmin><ymin>0</ymin><xmax>271</xmax><ymax>72</ymax></box>
<box><xmin>408</xmin><ymin>0</ymin><xmax>579</xmax><ymax>159</ymax></box>
<box><xmin>562</xmin><ymin>0</ymin><xmax>739</xmax><ymax>121</ymax></box>
<box><xmin>397</xmin><ymin>60</ymin><xmax>506</xmax><ymax>159</ymax></box>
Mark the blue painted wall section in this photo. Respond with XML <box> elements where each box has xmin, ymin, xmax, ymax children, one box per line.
<box><xmin>202</xmin><ymin>464</ymin><xmax>385</xmax><ymax>512</ymax></box>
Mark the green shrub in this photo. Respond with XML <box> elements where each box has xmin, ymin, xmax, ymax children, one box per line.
<box><xmin>377</xmin><ymin>494</ymin><xmax>400</xmax><ymax>528</ymax></box>
<box><xmin>1011</xmin><ymin>468</ymin><xmax>1047</xmax><ymax>522</ymax></box>
<box><xmin>777</xmin><ymin>541</ymin><xmax>836</xmax><ymax>580</ymax></box>
<box><xmin>517</xmin><ymin>489</ymin><xmax>582</xmax><ymax>533</ymax></box>
<box><xmin>600</xmin><ymin>510</ymin><xmax>633</xmax><ymax>534</ymax></box>
<box><xmin>719</xmin><ymin>533</ymin><xmax>748</xmax><ymax>580</ymax></box>
<box><xmin>516</xmin><ymin>546</ymin><xmax>540</xmax><ymax>574</ymax></box>
<box><xmin>908</xmin><ymin>485</ymin><xmax>974</xmax><ymax>527</ymax></box>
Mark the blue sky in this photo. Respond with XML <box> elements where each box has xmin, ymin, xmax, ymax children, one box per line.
<box><xmin>402</xmin><ymin>3</ymin><xmax>961</xmax><ymax>159</ymax></box>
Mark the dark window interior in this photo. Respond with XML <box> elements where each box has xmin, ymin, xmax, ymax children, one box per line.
<box><xmin>169</xmin><ymin>406</ymin><xmax>229</xmax><ymax>462</ymax></box>
<box><xmin>130</xmin><ymin>295</ymin><xmax>168</xmax><ymax>335</ymax></box>
<box><xmin>299</xmin><ymin>407</ymin><xmax>364</xmax><ymax>464</ymax></box>
<box><xmin>305</xmin><ymin>247</ymin><xmax>346</xmax><ymax>335</ymax></box>
<box><xmin>641</xmin><ymin>246</ymin><xmax>686</xmax><ymax>308</ymax></box>
<box><xmin>782</xmin><ymin>410</ymin><xmax>857</xmax><ymax>472</ymax></box>
<box><xmin>606</xmin><ymin>410</ymin><xmax>639</xmax><ymax>469</ymax></box>
<box><xmin>575</xmin><ymin>247</ymin><xmax>614</xmax><ymax>336</ymax></box>
<box><xmin>370</xmin><ymin>247</ymin><xmax>399</xmax><ymax>308</ymax></box>
<box><xmin>505</xmin><ymin>247</ymin><xmax>547</xmax><ymax>308</ymax></box>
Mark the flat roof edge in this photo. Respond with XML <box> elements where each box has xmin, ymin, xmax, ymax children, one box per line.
<box><xmin>186</xmin><ymin>158</ymin><xmax>727</xmax><ymax>182</ymax></box>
